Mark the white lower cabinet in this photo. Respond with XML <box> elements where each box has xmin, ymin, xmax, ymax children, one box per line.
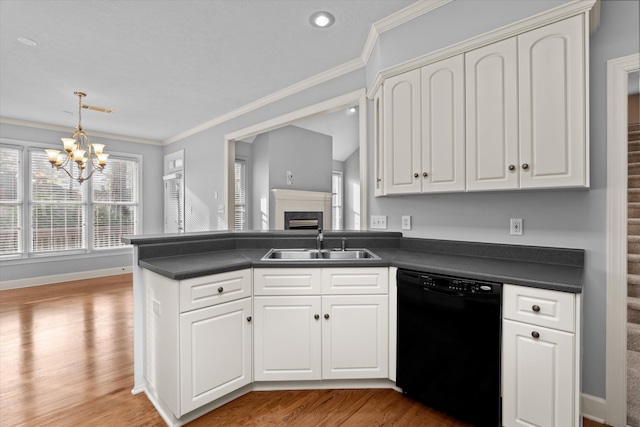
<box><xmin>253</xmin><ymin>267</ymin><xmax>389</xmax><ymax>382</ymax></box>
<box><xmin>180</xmin><ymin>297</ymin><xmax>252</xmax><ymax>414</ymax></box>
<box><xmin>144</xmin><ymin>269</ymin><xmax>253</xmax><ymax>418</ymax></box>
<box><xmin>502</xmin><ymin>284</ymin><xmax>580</xmax><ymax>427</ymax></box>
<box><xmin>253</xmin><ymin>295</ymin><xmax>322</xmax><ymax>381</ymax></box>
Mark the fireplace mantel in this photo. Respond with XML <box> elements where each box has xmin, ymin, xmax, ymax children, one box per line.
<box><xmin>271</xmin><ymin>189</ymin><xmax>332</xmax><ymax>230</ymax></box>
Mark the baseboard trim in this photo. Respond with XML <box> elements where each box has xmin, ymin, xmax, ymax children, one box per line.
<box><xmin>582</xmin><ymin>393</ymin><xmax>607</xmax><ymax>424</ymax></box>
<box><xmin>0</xmin><ymin>266</ymin><xmax>133</xmax><ymax>290</ymax></box>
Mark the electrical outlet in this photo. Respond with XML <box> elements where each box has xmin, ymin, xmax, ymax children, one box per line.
<box><xmin>402</xmin><ymin>215</ymin><xmax>412</xmax><ymax>230</ymax></box>
<box><xmin>218</xmin><ymin>204</ymin><xmax>225</xmax><ymax>214</ymax></box>
<box><xmin>152</xmin><ymin>299</ymin><xmax>161</xmax><ymax>316</ymax></box>
<box><xmin>510</xmin><ymin>218</ymin><xmax>523</xmax><ymax>236</ymax></box>
<box><xmin>370</xmin><ymin>215</ymin><xmax>387</xmax><ymax>229</ymax></box>
<box><xmin>286</xmin><ymin>171</ymin><xmax>293</xmax><ymax>185</ymax></box>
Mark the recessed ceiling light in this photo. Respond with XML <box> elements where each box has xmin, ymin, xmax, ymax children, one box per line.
<box><xmin>310</xmin><ymin>11</ymin><xmax>335</xmax><ymax>28</ymax></box>
<box><xmin>17</xmin><ymin>37</ymin><xmax>38</xmax><ymax>47</ymax></box>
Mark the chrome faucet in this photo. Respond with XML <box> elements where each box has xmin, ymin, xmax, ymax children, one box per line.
<box><xmin>341</xmin><ymin>237</ymin><xmax>347</xmax><ymax>251</ymax></box>
<box><xmin>316</xmin><ymin>228</ymin><xmax>323</xmax><ymax>251</ymax></box>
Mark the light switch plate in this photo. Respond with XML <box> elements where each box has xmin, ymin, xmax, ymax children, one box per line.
<box><xmin>370</xmin><ymin>215</ymin><xmax>387</xmax><ymax>229</ymax></box>
<box><xmin>402</xmin><ymin>215</ymin><xmax>411</xmax><ymax>230</ymax></box>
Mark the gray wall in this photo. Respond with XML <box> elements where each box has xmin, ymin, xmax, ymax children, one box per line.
<box><xmin>267</xmin><ymin>126</ymin><xmax>332</xmax><ymax>193</ymax></box>
<box><xmin>251</xmin><ymin>133</ymin><xmax>270</xmax><ymax>230</ymax></box>
<box><xmin>0</xmin><ymin>122</ymin><xmax>164</xmax><ymax>282</ymax></box>
<box><xmin>344</xmin><ymin>148</ymin><xmax>360</xmax><ymax>230</ymax></box>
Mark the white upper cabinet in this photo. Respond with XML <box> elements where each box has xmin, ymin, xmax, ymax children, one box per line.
<box><xmin>518</xmin><ymin>15</ymin><xmax>587</xmax><ymax>189</ymax></box>
<box><xmin>383</xmin><ymin>68</ymin><xmax>422</xmax><ymax>194</ymax></box>
<box><xmin>465</xmin><ymin>38</ymin><xmax>519</xmax><ymax>191</ymax></box>
<box><xmin>377</xmin><ymin>13</ymin><xmax>589</xmax><ymax>195</ymax></box>
<box><xmin>421</xmin><ymin>54</ymin><xmax>466</xmax><ymax>192</ymax></box>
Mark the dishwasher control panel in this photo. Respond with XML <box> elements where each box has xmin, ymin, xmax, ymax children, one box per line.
<box><xmin>420</xmin><ymin>273</ymin><xmax>500</xmax><ymax>294</ymax></box>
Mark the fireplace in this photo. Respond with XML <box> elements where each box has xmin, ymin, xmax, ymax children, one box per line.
<box><xmin>284</xmin><ymin>211</ymin><xmax>323</xmax><ymax>230</ymax></box>
<box><xmin>271</xmin><ymin>189</ymin><xmax>332</xmax><ymax>230</ymax></box>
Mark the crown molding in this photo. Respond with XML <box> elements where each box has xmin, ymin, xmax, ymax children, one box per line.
<box><xmin>360</xmin><ymin>0</ymin><xmax>452</xmax><ymax>64</ymax></box>
<box><xmin>164</xmin><ymin>0</ymin><xmax>451</xmax><ymax>146</ymax></box>
<box><xmin>163</xmin><ymin>57</ymin><xmax>364</xmax><ymax>145</ymax></box>
<box><xmin>366</xmin><ymin>0</ymin><xmax>598</xmax><ymax>99</ymax></box>
<box><xmin>0</xmin><ymin>117</ymin><xmax>163</xmax><ymax>146</ymax></box>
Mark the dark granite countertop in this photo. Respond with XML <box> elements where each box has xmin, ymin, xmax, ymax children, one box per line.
<box><xmin>133</xmin><ymin>232</ymin><xmax>584</xmax><ymax>293</ymax></box>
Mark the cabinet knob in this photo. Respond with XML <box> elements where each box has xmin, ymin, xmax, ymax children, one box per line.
<box><xmin>314</xmin><ymin>314</ymin><xmax>320</xmax><ymax>320</ymax></box>
<box><xmin>217</xmin><ymin>287</ymin><xmax>224</xmax><ymax>293</ymax></box>
<box><xmin>508</xmin><ymin>164</ymin><xmax>515</xmax><ymax>171</ymax></box>
<box><xmin>423</xmin><ymin>172</ymin><xmax>428</xmax><ymax>178</ymax></box>
<box><xmin>324</xmin><ymin>313</ymin><xmax>330</xmax><ymax>319</ymax></box>
<box><xmin>414</xmin><ymin>173</ymin><xmax>419</xmax><ymax>178</ymax></box>
<box><xmin>522</xmin><ymin>163</ymin><xmax>529</xmax><ymax>170</ymax></box>
<box><xmin>531</xmin><ymin>331</ymin><xmax>540</xmax><ymax>339</ymax></box>
<box><xmin>246</xmin><ymin>316</ymin><xmax>252</xmax><ymax>322</ymax></box>
<box><xmin>532</xmin><ymin>304</ymin><xmax>541</xmax><ymax>312</ymax></box>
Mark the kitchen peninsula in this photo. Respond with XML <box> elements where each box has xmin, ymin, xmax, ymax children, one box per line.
<box><xmin>123</xmin><ymin>230</ymin><xmax>584</xmax><ymax>426</ymax></box>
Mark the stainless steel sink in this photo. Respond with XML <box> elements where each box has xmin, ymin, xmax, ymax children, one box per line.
<box><xmin>262</xmin><ymin>248</ymin><xmax>380</xmax><ymax>261</ymax></box>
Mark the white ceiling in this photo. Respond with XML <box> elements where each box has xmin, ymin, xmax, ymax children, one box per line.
<box><xmin>0</xmin><ymin>0</ymin><xmax>415</xmax><ymax>145</ymax></box>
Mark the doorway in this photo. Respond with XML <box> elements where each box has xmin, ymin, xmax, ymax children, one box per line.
<box><xmin>222</xmin><ymin>89</ymin><xmax>368</xmax><ymax>231</ymax></box>
<box><xmin>606</xmin><ymin>53</ymin><xmax>640</xmax><ymax>427</ymax></box>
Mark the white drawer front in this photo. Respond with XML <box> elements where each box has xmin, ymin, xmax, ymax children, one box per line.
<box><xmin>179</xmin><ymin>269</ymin><xmax>251</xmax><ymax>312</ymax></box>
<box><xmin>321</xmin><ymin>268</ymin><xmax>389</xmax><ymax>295</ymax></box>
<box><xmin>254</xmin><ymin>268</ymin><xmax>322</xmax><ymax>295</ymax></box>
<box><xmin>503</xmin><ymin>284</ymin><xmax>575</xmax><ymax>332</ymax></box>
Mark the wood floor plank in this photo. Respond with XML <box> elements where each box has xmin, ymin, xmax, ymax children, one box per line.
<box><xmin>0</xmin><ymin>275</ymin><xmax>611</xmax><ymax>427</ymax></box>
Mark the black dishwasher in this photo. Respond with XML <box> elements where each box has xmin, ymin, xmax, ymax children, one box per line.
<box><xmin>396</xmin><ymin>269</ymin><xmax>502</xmax><ymax>427</ymax></box>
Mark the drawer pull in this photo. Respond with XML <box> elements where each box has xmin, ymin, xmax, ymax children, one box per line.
<box><xmin>217</xmin><ymin>287</ymin><xmax>224</xmax><ymax>293</ymax></box>
<box><xmin>532</xmin><ymin>304</ymin><xmax>541</xmax><ymax>312</ymax></box>
<box><xmin>531</xmin><ymin>331</ymin><xmax>540</xmax><ymax>339</ymax></box>
<box><xmin>314</xmin><ymin>314</ymin><xmax>320</xmax><ymax>320</ymax></box>
<box><xmin>246</xmin><ymin>316</ymin><xmax>252</xmax><ymax>322</ymax></box>
<box><xmin>324</xmin><ymin>313</ymin><xmax>330</xmax><ymax>319</ymax></box>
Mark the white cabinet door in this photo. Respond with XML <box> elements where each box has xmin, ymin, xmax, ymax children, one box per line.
<box><xmin>179</xmin><ymin>297</ymin><xmax>252</xmax><ymax>415</ymax></box>
<box><xmin>421</xmin><ymin>54</ymin><xmax>466</xmax><ymax>192</ymax></box>
<box><xmin>321</xmin><ymin>295</ymin><xmax>388</xmax><ymax>379</ymax></box>
<box><xmin>253</xmin><ymin>296</ymin><xmax>322</xmax><ymax>381</ymax></box>
<box><xmin>518</xmin><ymin>15</ymin><xmax>587</xmax><ymax>189</ymax></box>
<box><xmin>466</xmin><ymin>37</ymin><xmax>519</xmax><ymax>191</ymax></box>
<box><xmin>383</xmin><ymin>68</ymin><xmax>422</xmax><ymax>194</ymax></box>
<box><xmin>373</xmin><ymin>86</ymin><xmax>385</xmax><ymax>196</ymax></box>
<box><xmin>502</xmin><ymin>319</ymin><xmax>575</xmax><ymax>427</ymax></box>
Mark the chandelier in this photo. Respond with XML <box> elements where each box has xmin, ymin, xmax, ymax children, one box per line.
<box><xmin>45</xmin><ymin>91</ymin><xmax>109</xmax><ymax>184</ymax></box>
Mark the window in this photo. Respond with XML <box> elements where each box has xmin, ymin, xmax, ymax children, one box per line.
<box><xmin>0</xmin><ymin>146</ymin><xmax>22</xmax><ymax>255</ymax></box>
<box><xmin>0</xmin><ymin>141</ymin><xmax>139</xmax><ymax>258</ymax></box>
<box><xmin>235</xmin><ymin>159</ymin><xmax>247</xmax><ymax>231</ymax></box>
<box><xmin>332</xmin><ymin>171</ymin><xmax>343</xmax><ymax>230</ymax></box>
<box><xmin>92</xmin><ymin>157</ymin><xmax>138</xmax><ymax>249</ymax></box>
<box><xmin>30</xmin><ymin>149</ymin><xmax>85</xmax><ymax>253</ymax></box>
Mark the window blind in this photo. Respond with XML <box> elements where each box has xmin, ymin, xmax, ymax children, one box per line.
<box><xmin>0</xmin><ymin>146</ymin><xmax>22</xmax><ymax>255</ymax></box>
<box><xmin>92</xmin><ymin>157</ymin><xmax>137</xmax><ymax>249</ymax></box>
<box><xmin>30</xmin><ymin>150</ymin><xmax>86</xmax><ymax>253</ymax></box>
<box><xmin>332</xmin><ymin>171</ymin><xmax>343</xmax><ymax>230</ymax></box>
<box><xmin>235</xmin><ymin>160</ymin><xmax>247</xmax><ymax>231</ymax></box>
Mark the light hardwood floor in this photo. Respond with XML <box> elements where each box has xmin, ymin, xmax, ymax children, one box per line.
<box><xmin>0</xmin><ymin>275</ymin><xmax>611</xmax><ymax>426</ymax></box>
